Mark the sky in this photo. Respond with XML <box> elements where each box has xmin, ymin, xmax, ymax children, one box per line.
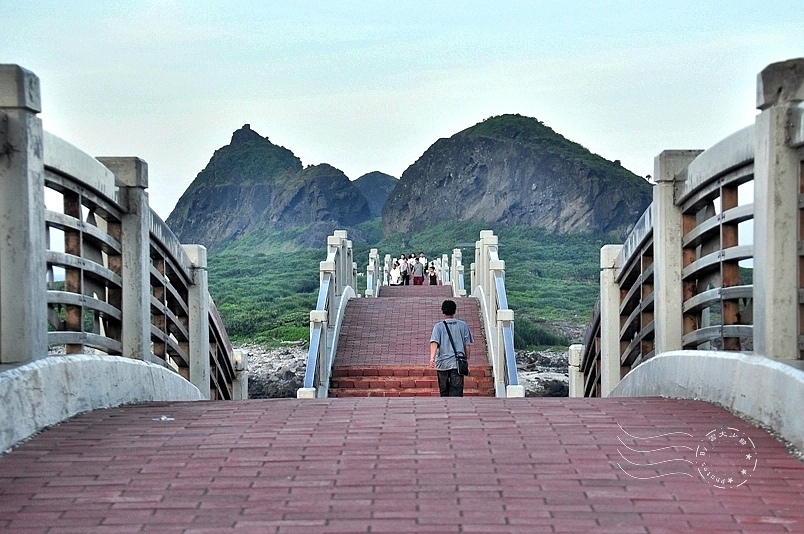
<box><xmin>2</xmin><ymin>1</ymin><xmax>802</xmax><ymax>219</ymax></box>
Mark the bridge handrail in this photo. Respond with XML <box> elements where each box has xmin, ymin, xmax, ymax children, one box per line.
<box><xmin>0</xmin><ymin>64</ymin><xmax>243</xmax><ymax>400</ymax></box>
<box><xmin>575</xmin><ymin>58</ymin><xmax>804</xmax><ymax>399</ymax></box>
<box><xmin>365</xmin><ymin>248</ymin><xmax>381</xmax><ymax>297</ymax></box>
<box><xmin>471</xmin><ymin>230</ymin><xmax>523</xmax><ymax>397</ymax></box>
<box><xmin>298</xmin><ymin>231</ymin><xmax>355</xmax><ymax>398</ymax></box>
<box><xmin>449</xmin><ymin>249</ymin><xmax>466</xmax><ymax>297</ymax></box>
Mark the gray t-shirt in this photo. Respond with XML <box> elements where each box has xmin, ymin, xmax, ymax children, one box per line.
<box><xmin>412</xmin><ymin>261</ymin><xmax>425</xmax><ymax>277</ymax></box>
<box><xmin>430</xmin><ymin>319</ymin><xmax>473</xmax><ymax>371</ymax></box>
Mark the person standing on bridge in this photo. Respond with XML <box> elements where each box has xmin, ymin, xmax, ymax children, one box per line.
<box><xmin>429</xmin><ymin>299</ymin><xmax>473</xmax><ymax>397</ymax></box>
<box><xmin>411</xmin><ymin>257</ymin><xmax>425</xmax><ymax>285</ymax></box>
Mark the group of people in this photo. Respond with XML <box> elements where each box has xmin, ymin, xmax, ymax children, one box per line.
<box><xmin>389</xmin><ymin>251</ymin><xmax>441</xmax><ymax>286</ymax></box>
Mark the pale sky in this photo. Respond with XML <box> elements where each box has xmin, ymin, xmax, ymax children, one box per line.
<box><xmin>2</xmin><ymin>1</ymin><xmax>802</xmax><ymax>219</ymax></box>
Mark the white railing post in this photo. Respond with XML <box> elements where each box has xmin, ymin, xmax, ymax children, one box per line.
<box><xmin>365</xmin><ymin>248</ymin><xmax>379</xmax><ymax>297</ymax></box>
<box><xmin>313</xmin><ymin>309</ymin><xmax>329</xmax><ymax>395</ymax></box>
<box><xmin>183</xmin><ymin>244</ymin><xmax>211</xmax><ymax>399</ymax></box>
<box><xmin>347</xmin><ymin>238</ymin><xmax>356</xmax><ymax>290</ymax></box>
<box><xmin>652</xmin><ymin>150</ymin><xmax>699</xmax><ymax>355</ymax></box>
<box><xmin>232</xmin><ymin>349</ymin><xmax>249</xmax><ymax>400</ymax></box>
<box><xmin>320</xmin><ymin>259</ymin><xmax>337</xmax><ymax>324</ymax></box>
<box><xmin>98</xmin><ymin>157</ymin><xmax>152</xmax><ymax>360</ymax></box>
<box><xmin>0</xmin><ymin>65</ymin><xmax>47</xmax><ymax>364</ymax></box>
<box><xmin>495</xmin><ymin>307</ymin><xmax>512</xmax><ymax>392</ymax></box>
<box><xmin>600</xmin><ymin>244</ymin><xmax>624</xmax><ymax>396</ymax></box>
<box><xmin>441</xmin><ymin>253</ymin><xmax>450</xmax><ymax>284</ymax></box>
<box><xmin>383</xmin><ymin>253</ymin><xmax>391</xmax><ymax>286</ymax></box>
<box><xmin>568</xmin><ymin>344</ymin><xmax>585</xmax><ymax>397</ymax></box>
<box><xmin>753</xmin><ymin>59</ymin><xmax>804</xmax><ymax>361</ymax></box>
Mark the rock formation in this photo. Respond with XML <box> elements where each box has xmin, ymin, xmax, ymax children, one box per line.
<box><xmin>382</xmin><ymin>114</ymin><xmax>652</xmax><ymax>238</ymax></box>
<box><xmin>166</xmin><ymin>125</ymin><xmax>372</xmax><ymax>250</ymax></box>
<box><xmin>353</xmin><ymin>171</ymin><xmax>398</xmax><ymax>218</ymax></box>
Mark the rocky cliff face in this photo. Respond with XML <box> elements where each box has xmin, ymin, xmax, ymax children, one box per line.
<box><xmin>167</xmin><ymin>125</ymin><xmax>372</xmax><ymax>250</ymax></box>
<box><xmin>354</xmin><ymin>171</ymin><xmax>398</xmax><ymax>218</ymax></box>
<box><xmin>382</xmin><ymin>115</ymin><xmax>652</xmax><ymax>238</ymax></box>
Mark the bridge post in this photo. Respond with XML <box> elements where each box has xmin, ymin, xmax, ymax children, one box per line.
<box><xmin>600</xmin><ymin>245</ymin><xmax>624</xmax><ymax>395</ymax></box>
<box><xmin>232</xmin><ymin>349</ymin><xmax>248</xmax><ymax>400</ymax></box>
<box><xmin>0</xmin><ymin>65</ymin><xmax>47</xmax><ymax>364</ymax></box>
<box><xmin>451</xmin><ymin>249</ymin><xmax>465</xmax><ymax>296</ymax></box>
<box><xmin>365</xmin><ymin>248</ymin><xmax>379</xmax><ymax>297</ymax></box>
<box><xmin>183</xmin><ymin>245</ymin><xmax>211</xmax><ymax>398</ymax></box>
<box><xmin>441</xmin><ymin>254</ymin><xmax>450</xmax><ymax>284</ymax></box>
<box><xmin>753</xmin><ymin>59</ymin><xmax>804</xmax><ymax>361</ymax></box>
<box><xmin>568</xmin><ymin>344</ymin><xmax>584</xmax><ymax>397</ymax></box>
<box><xmin>652</xmin><ymin>150</ymin><xmax>700</xmax><ymax>354</ymax></box>
<box><xmin>98</xmin><ymin>157</ymin><xmax>152</xmax><ymax>361</ymax></box>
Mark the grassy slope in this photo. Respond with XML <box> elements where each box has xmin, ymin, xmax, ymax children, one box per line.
<box><xmin>208</xmin><ymin>220</ymin><xmax>606</xmax><ymax>349</ymax></box>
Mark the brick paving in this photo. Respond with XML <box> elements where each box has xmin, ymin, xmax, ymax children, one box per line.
<box><xmin>332</xmin><ymin>288</ymin><xmax>493</xmax><ymax>396</ymax></box>
<box><xmin>0</xmin><ymin>397</ymin><xmax>802</xmax><ymax>533</ymax></box>
<box><xmin>338</xmin><ymin>286</ymin><xmax>483</xmax><ymax>367</ymax></box>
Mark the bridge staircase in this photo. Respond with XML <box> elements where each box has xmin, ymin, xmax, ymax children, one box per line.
<box><xmin>329</xmin><ymin>285</ymin><xmax>495</xmax><ymax>397</ymax></box>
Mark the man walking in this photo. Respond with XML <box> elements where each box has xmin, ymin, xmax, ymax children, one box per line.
<box><xmin>429</xmin><ymin>299</ymin><xmax>473</xmax><ymax>397</ymax></box>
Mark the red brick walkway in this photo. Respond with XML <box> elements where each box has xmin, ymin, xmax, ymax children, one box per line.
<box><xmin>1</xmin><ymin>397</ymin><xmax>802</xmax><ymax>533</ymax></box>
<box><xmin>337</xmin><ymin>285</ymin><xmax>481</xmax><ymax>367</ymax></box>
<box><xmin>331</xmin><ymin>288</ymin><xmax>494</xmax><ymax>396</ymax></box>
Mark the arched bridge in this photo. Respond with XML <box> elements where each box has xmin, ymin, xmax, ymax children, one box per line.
<box><xmin>0</xmin><ymin>61</ymin><xmax>803</xmax><ymax>532</ymax></box>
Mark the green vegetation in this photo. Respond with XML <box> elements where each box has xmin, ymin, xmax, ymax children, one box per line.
<box><xmin>193</xmin><ymin>137</ymin><xmax>302</xmax><ymax>187</ymax></box>
<box><xmin>207</xmin><ymin>221</ymin><xmax>607</xmax><ymax>350</ymax></box>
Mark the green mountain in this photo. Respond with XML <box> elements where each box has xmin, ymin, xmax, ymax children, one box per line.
<box><xmin>166</xmin><ymin>125</ymin><xmax>372</xmax><ymax>250</ymax></box>
<box><xmin>383</xmin><ymin>114</ymin><xmax>652</xmax><ymax>239</ymax></box>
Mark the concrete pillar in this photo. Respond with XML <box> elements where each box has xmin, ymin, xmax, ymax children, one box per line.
<box><xmin>0</xmin><ymin>65</ymin><xmax>47</xmax><ymax>364</ymax></box>
<box><xmin>652</xmin><ymin>150</ymin><xmax>700</xmax><ymax>355</ymax></box>
<box><xmin>232</xmin><ymin>349</ymin><xmax>249</xmax><ymax>400</ymax></box>
<box><xmin>320</xmin><ymin>259</ymin><xmax>336</xmax><ymax>324</ymax></box>
<box><xmin>98</xmin><ymin>157</ymin><xmax>151</xmax><ymax>360</ymax></box>
<box><xmin>183</xmin><ymin>244</ymin><xmax>210</xmax><ymax>398</ymax></box>
<box><xmin>365</xmin><ymin>248</ymin><xmax>378</xmax><ymax>297</ymax></box>
<box><xmin>297</xmin><ymin>309</ymin><xmax>328</xmax><ymax>399</ymax></box>
<box><xmin>753</xmin><ymin>58</ymin><xmax>804</xmax><ymax>361</ymax></box>
<box><xmin>442</xmin><ymin>254</ymin><xmax>450</xmax><ymax>284</ymax></box>
<box><xmin>568</xmin><ymin>344</ymin><xmax>585</xmax><ymax>397</ymax></box>
<box><xmin>600</xmin><ymin>244</ymin><xmax>624</xmax><ymax>396</ymax></box>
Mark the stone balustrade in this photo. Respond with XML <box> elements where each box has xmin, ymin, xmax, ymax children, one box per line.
<box><xmin>573</xmin><ymin>58</ymin><xmax>804</xmax><ymax>450</ymax></box>
<box><xmin>0</xmin><ymin>64</ymin><xmax>242</xmax><ymax>402</ymax></box>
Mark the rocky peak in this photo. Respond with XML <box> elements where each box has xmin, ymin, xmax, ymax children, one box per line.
<box><xmin>382</xmin><ymin>114</ymin><xmax>652</xmax><ymax>238</ymax></box>
<box><xmin>166</xmin><ymin>126</ymin><xmax>372</xmax><ymax>251</ymax></box>
<box><xmin>230</xmin><ymin>123</ymin><xmax>264</xmax><ymax>146</ymax></box>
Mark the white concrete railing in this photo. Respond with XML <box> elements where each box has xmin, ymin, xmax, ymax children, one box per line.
<box><xmin>470</xmin><ymin>231</ymin><xmax>523</xmax><ymax>397</ymax></box>
<box><xmin>365</xmin><ymin>248</ymin><xmax>381</xmax><ymax>297</ymax></box>
<box><xmin>574</xmin><ymin>58</ymin><xmax>804</xmax><ymax>450</ymax></box>
<box><xmin>0</xmin><ymin>65</ymin><xmax>244</xmax><ymax>401</ymax></box>
<box><xmin>298</xmin><ymin>230</ymin><xmax>356</xmax><ymax>398</ymax></box>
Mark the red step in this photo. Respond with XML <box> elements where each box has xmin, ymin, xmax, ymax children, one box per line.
<box><xmin>329</xmin><ymin>365</ymin><xmax>495</xmax><ymax>397</ymax></box>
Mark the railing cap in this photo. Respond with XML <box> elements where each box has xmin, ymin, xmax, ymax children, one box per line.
<box><xmin>182</xmin><ymin>244</ymin><xmax>208</xmax><ymax>268</ymax></box>
<box><xmin>310</xmin><ymin>310</ymin><xmax>327</xmax><ymax>322</ymax></box>
<box><xmin>600</xmin><ymin>244</ymin><xmax>623</xmax><ymax>269</ymax></box>
<box><xmin>0</xmin><ymin>65</ymin><xmax>40</xmax><ymax>112</ymax></box>
<box><xmin>757</xmin><ymin>58</ymin><xmax>804</xmax><ymax>110</ymax></box>
<box><xmin>489</xmin><ymin>259</ymin><xmax>505</xmax><ymax>271</ymax></box>
<box><xmin>97</xmin><ymin>157</ymin><xmax>149</xmax><ymax>189</ymax></box>
<box><xmin>497</xmin><ymin>309</ymin><xmax>514</xmax><ymax>321</ymax></box>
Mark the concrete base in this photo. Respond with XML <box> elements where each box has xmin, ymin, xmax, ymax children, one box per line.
<box><xmin>0</xmin><ymin>354</ymin><xmax>203</xmax><ymax>453</ymax></box>
<box><xmin>610</xmin><ymin>350</ymin><xmax>804</xmax><ymax>451</ymax></box>
<box><xmin>506</xmin><ymin>385</ymin><xmax>525</xmax><ymax>397</ymax></box>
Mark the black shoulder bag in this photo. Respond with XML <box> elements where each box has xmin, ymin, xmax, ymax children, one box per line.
<box><xmin>443</xmin><ymin>320</ymin><xmax>469</xmax><ymax>376</ymax></box>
